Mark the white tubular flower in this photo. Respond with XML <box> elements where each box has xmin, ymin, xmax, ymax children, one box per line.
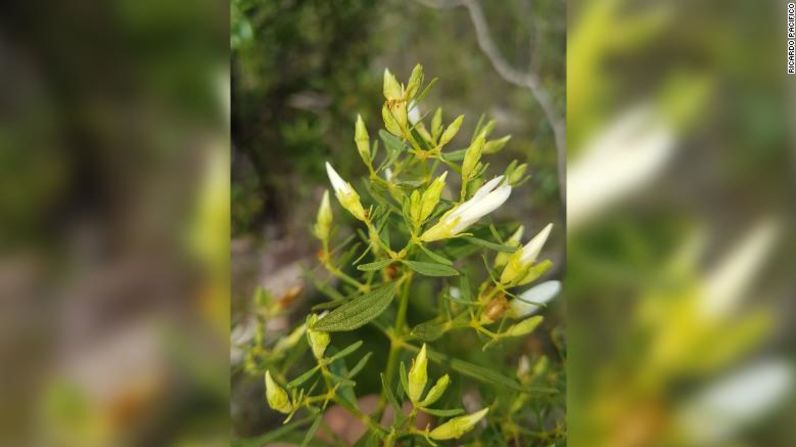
<box><xmin>677</xmin><ymin>359</ymin><xmax>792</xmax><ymax>445</ymax></box>
<box><xmin>701</xmin><ymin>219</ymin><xmax>779</xmax><ymax>320</ymax></box>
<box><xmin>500</xmin><ymin>223</ymin><xmax>553</xmax><ymax>284</ymax></box>
<box><xmin>568</xmin><ymin>104</ymin><xmax>676</xmax><ymax>230</ymax></box>
<box><xmin>510</xmin><ymin>280</ymin><xmax>561</xmax><ymax>318</ymax></box>
<box><xmin>420</xmin><ymin>176</ymin><xmax>511</xmax><ymax>242</ymax></box>
<box><xmin>325</xmin><ymin>162</ymin><xmax>368</xmax><ymax>222</ymax></box>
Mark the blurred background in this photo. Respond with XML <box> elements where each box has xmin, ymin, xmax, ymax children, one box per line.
<box><xmin>567</xmin><ymin>0</ymin><xmax>796</xmax><ymax>446</ymax></box>
<box><xmin>0</xmin><ymin>1</ymin><xmax>229</xmax><ymax>446</ymax></box>
<box><xmin>2</xmin><ymin>0</ymin><xmax>795</xmax><ymax>445</ymax></box>
<box><xmin>230</xmin><ymin>0</ymin><xmax>565</xmax><ymax>442</ymax></box>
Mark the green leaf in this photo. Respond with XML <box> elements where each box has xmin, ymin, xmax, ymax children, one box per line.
<box><xmin>459</xmin><ymin>275</ymin><xmax>472</xmax><ymax>302</ymax></box>
<box><xmin>287</xmin><ymin>365</ymin><xmax>320</xmax><ymax>388</ymax></box>
<box><xmin>379</xmin><ymin>129</ymin><xmax>408</xmax><ymax>154</ymax></box>
<box><xmin>326</xmin><ymin>340</ymin><xmax>364</xmax><ymax>362</ymax></box>
<box><xmin>410</xmin><ymin>319</ymin><xmax>447</xmax><ymax>342</ymax></box>
<box><xmin>403</xmin><ymin>260</ymin><xmax>459</xmax><ymax>277</ymax></box>
<box><xmin>399</xmin><ymin>361</ymin><xmax>410</xmax><ymax>398</ymax></box>
<box><xmin>312</xmin><ymin>285</ymin><xmax>397</xmax><ymax>332</ymax></box>
<box><xmin>381</xmin><ymin>373</ymin><xmax>401</xmax><ymax>411</ymax></box>
<box><xmin>300</xmin><ymin>417</ymin><xmax>323</xmax><ymax>447</ymax></box>
<box><xmin>418</xmin><ymin>243</ymin><xmax>453</xmax><ymax>265</ymax></box>
<box><xmin>425</xmin><ymin>348</ymin><xmax>530</xmax><ymax>393</ymax></box>
<box><xmin>462</xmin><ymin>236</ymin><xmax>516</xmax><ymax>252</ymax></box>
<box><xmin>441</xmin><ymin>148</ymin><xmax>467</xmax><ymax>161</ymax></box>
<box><xmin>347</xmin><ymin>352</ymin><xmax>372</xmax><ymax>379</ymax></box>
<box><xmin>419</xmin><ymin>407</ymin><xmax>465</xmax><ymax>417</ymax></box>
<box><xmin>232</xmin><ymin>416</ymin><xmax>315</xmax><ymax>447</ymax></box>
<box><xmin>357</xmin><ymin>259</ymin><xmax>393</xmax><ymax>271</ymax></box>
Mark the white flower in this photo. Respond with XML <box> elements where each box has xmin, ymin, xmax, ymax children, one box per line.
<box><xmin>420</xmin><ymin>176</ymin><xmax>511</xmax><ymax>242</ymax></box>
<box><xmin>510</xmin><ymin>280</ymin><xmax>561</xmax><ymax>318</ymax></box>
<box><xmin>500</xmin><ymin>223</ymin><xmax>553</xmax><ymax>284</ymax></box>
<box><xmin>408</xmin><ymin>100</ymin><xmax>421</xmax><ymax>125</ymax></box>
<box><xmin>568</xmin><ymin>104</ymin><xmax>676</xmax><ymax>229</ymax></box>
<box><xmin>517</xmin><ymin>223</ymin><xmax>553</xmax><ymax>265</ymax></box>
<box><xmin>701</xmin><ymin>219</ymin><xmax>779</xmax><ymax>320</ymax></box>
<box><xmin>325</xmin><ymin>162</ymin><xmax>368</xmax><ymax>222</ymax></box>
<box><xmin>677</xmin><ymin>359</ymin><xmax>792</xmax><ymax>445</ymax></box>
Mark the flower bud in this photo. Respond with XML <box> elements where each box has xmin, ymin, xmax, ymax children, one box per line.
<box><xmin>405</xmin><ymin>64</ymin><xmax>424</xmax><ymax>99</ymax></box>
<box><xmin>382</xmin><ymin>103</ymin><xmax>403</xmax><ymax>136</ymax></box>
<box><xmin>429</xmin><ymin>408</ymin><xmax>489</xmax><ymax>440</ymax></box>
<box><xmin>507</xmin><ymin>162</ymin><xmax>527</xmax><ymax>185</ymax></box>
<box><xmin>355</xmin><ymin>114</ymin><xmax>370</xmax><ymax>166</ymax></box>
<box><xmin>505</xmin><ymin>315</ymin><xmax>543</xmax><ymax>337</ymax></box>
<box><xmin>418</xmin><ymin>374</ymin><xmax>450</xmax><ymax>407</ymax></box>
<box><xmin>494</xmin><ymin>225</ymin><xmax>524</xmax><ymax>268</ymax></box>
<box><xmin>500</xmin><ymin>223</ymin><xmax>553</xmax><ymax>285</ymax></box>
<box><xmin>265</xmin><ymin>370</ymin><xmax>293</xmax><ymax>414</ymax></box>
<box><xmin>438</xmin><ymin>115</ymin><xmax>464</xmax><ymax>147</ymax></box>
<box><xmin>408</xmin><ymin>343</ymin><xmax>429</xmax><ymax>403</ymax></box>
<box><xmin>313</xmin><ymin>190</ymin><xmax>332</xmax><ymax>242</ymax></box>
<box><xmin>418</xmin><ymin>172</ymin><xmax>447</xmax><ymax>223</ymax></box>
<box><xmin>462</xmin><ymin>134</ymin><xmax>485</xmax><ymax>180</ymax></box>
<box><xmin>409</xmin><ymin>190</ymin><xmax>423</xmax><ymax>226</ymax></box>
<box><xmin>480</xmin><ymin>119</ymin><xmax>496</xmax><ymax>138</ymax></box>
<box><xmin>383</xmin><ymin>68</ymin><xmax>403</xmax><ymax>100</ymax></box>
<box><xmin>273</xmin><ymin>323</ymin><xmax>307</xmax><ymax>353</ymax></box>
<box><xmin>325</xmin><ymin>162</ymin><xmax>368</xmax><ymax>222</ymax></box>
<box><xmin>307</xmin><ymin>314</ymin><xmax>330</xmax><ymax>359</ymax></box>
<box><xmin>483</xmin><ymin>135</ymin><xmax>511</xmax><ymax>154</ymax></box>
<box><xmin>431</xmin><ymin>108</ymin><xmax>443</xmax><ymax>141</ymax></box>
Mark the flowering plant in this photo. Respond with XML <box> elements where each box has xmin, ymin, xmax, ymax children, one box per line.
<box><xmin>239</xmin><ymin>65</ymin><xmax>564</xmax><ymax>446</ymax></box>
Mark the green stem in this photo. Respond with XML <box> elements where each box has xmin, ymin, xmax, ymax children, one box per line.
<box><xmin>378</xmin><ymin>270</ymin><xmax>414</xmax><ymax>416</ymax></box>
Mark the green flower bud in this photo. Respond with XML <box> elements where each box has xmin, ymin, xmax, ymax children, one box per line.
<box><xmin>505</xmin><ymin>315</ymin><xmax>543</xmax><ymax>337</ymax></box>
<box><xmin>409</xmin><ymin>190</ymin><xmax>423</xmax><ymax>226</ymax></box>
<box><xmin>495</xmin><ymin>225</ymin><xmax>524</xmax><ymax>268</ymax></box>
<box><xmin>418</xmin><ymin>374</ymin><xmax>450</xmax><ymax>407</ymax></box>
<box><xmin>418</xmin><ymin>171</ymin><xmax>447</xmax><ymax>224</ymax></box>
<box><xmin>273</xmin><ymin>323</ymin><xmax>307</xmax><ymax>353</ymax></box>
<box><xmin>507</xmin><ymin>162</ymin><xmax>527</xmax><ymax>185</ymax></box>
<box><xmin>431</xmin><ymin>108</ymin><xmax>443</xmax><ymax>142</ymax></box>
<box><xmin>438</xmin><ymin>115</ymin><xmax>464</xmax><ymax>147</ymax></box>
<box><xmin>383</xmin><ymin>68</ymin><xmax>403</xmax><ymax>101</ymax></box>
<box><xmin>479</xmin><ymin>119</ymin><xmax>496</xmax><ymax>138</ymax></box>
<box><xmin>405</xmin><ymin>64</ymin><xmax>424</xmax><ymax>99</ymax></box>
<box><xmin>307</xmin><ymin>314</ymin><xmax>330</xmax><ymax>359</ymax></box>
<box><xmin>462</xmin><ymin>134</ymin><xmax>485</xmax><ymax>180</ymax></box>
<box><xmin>483</xmin><ymin>135</ymin><xmax>511</xmax><ymax>154</ymax></box>
<box><xmin>408</xmin><ymin>343</ymin><xmax>429</xmax><ymax>403</ymax></box>
<box><xmin>313</xmin><ymin>190</ymin><xmax>332</xmax><ymax>242</ymax></box>
<box><xmin>355</xmin><ymin>114</ymin><xmax>371</xmax><ymax>166</ymax></box>
<box><xmin>382</xmin><ymin>103</ymin><xmax>402</xmax><ymax>136</ymax></box>
<box><xmin>265</xmin><ymin>370</ymin><xmax>293</xmax><ymax>414</ymax></box>
<box><xmin>429</xmin><ymin>407</ymin><xmax>489</xmax><ymax>440</ymax></box>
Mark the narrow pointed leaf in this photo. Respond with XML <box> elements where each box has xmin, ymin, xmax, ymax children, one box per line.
<box><xmin>403</xmin><ymin>260</ymin><xmax>459</xmax><ymax>277</ymax></box>
<box><xmin>357</xmin><ymin>259</ymin><xmax>394</xmax><ymax>271</ymax></box>
<box><xmin>462</xmin><ymin>236</ymin><xmax>516</xmax><ymax>252</ymax></box>
<box><xmin>418</xmin><ymin>408</ymin><xmax>465</xmax><ymax>417</ymax></box>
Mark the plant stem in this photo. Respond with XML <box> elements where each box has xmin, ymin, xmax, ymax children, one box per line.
<box><xmin>378</xmin><ymin>270</ymin><xmax>414</xmax><ymax>416</ymax></box>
